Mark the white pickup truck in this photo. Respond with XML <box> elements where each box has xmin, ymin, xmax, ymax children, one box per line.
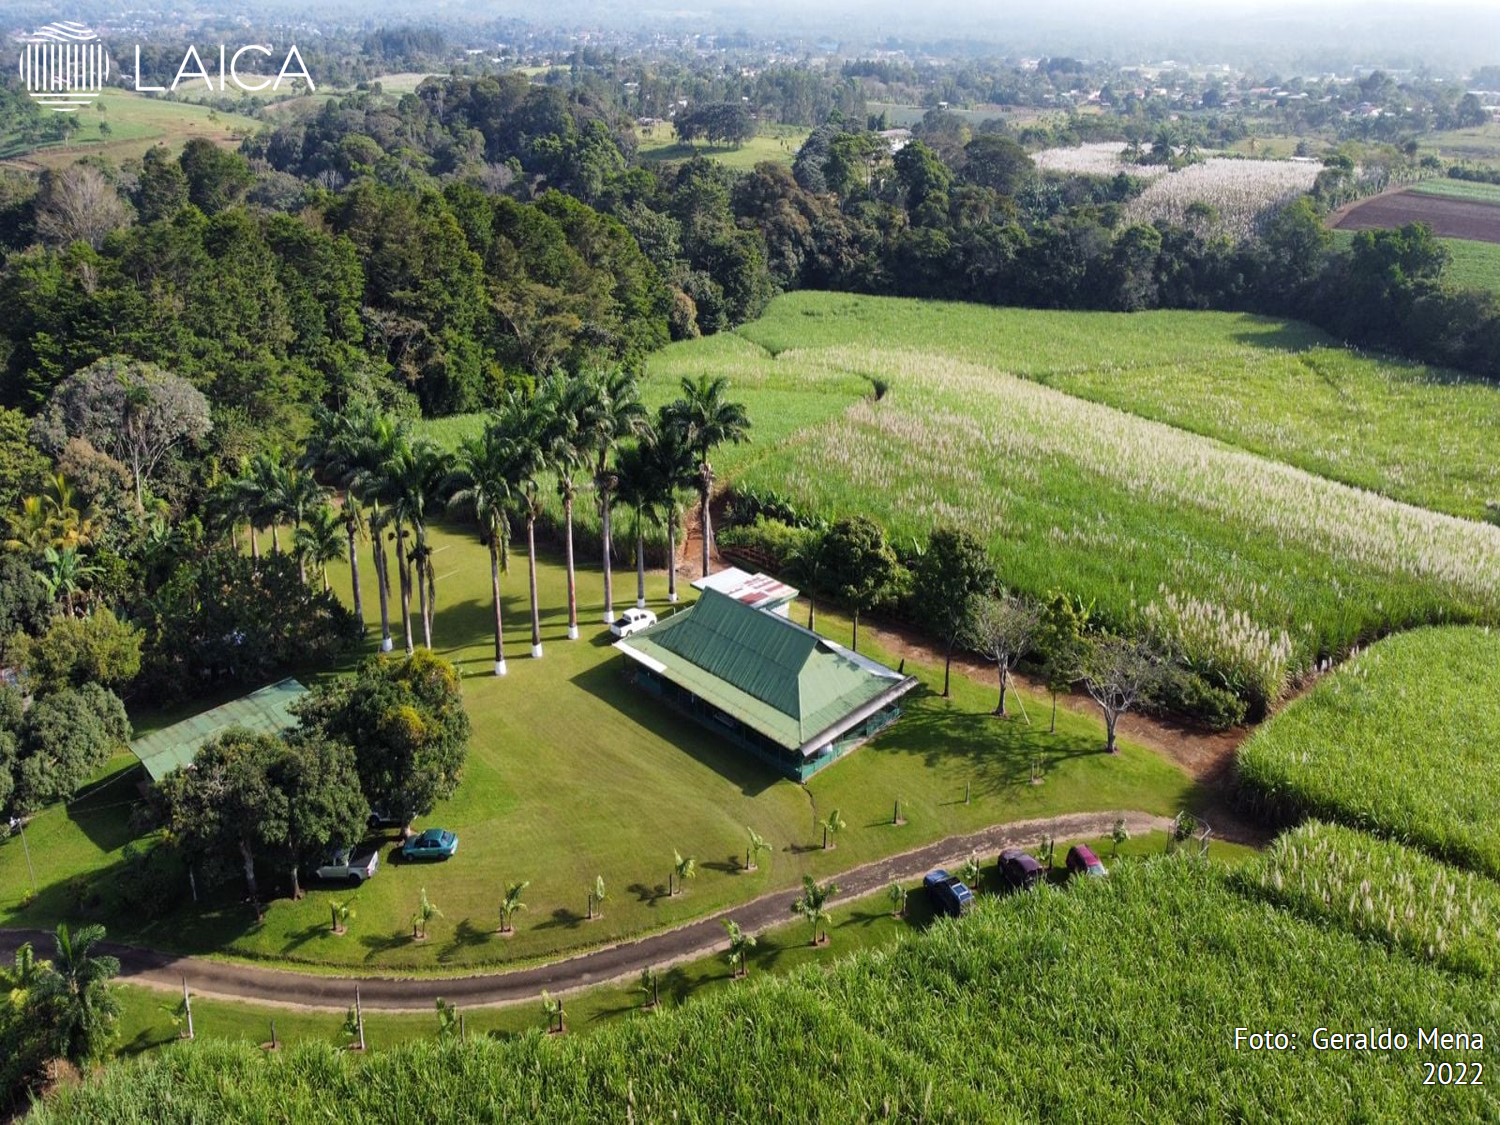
<box><xmin>312</xmin><ymin>846</ymin><xmax>380</xmax><ymax>885</ymax></box>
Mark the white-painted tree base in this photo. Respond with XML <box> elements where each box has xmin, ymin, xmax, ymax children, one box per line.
<box><xmin>603</xmin><ymin>611</ymin><xmax>615</xmax><ymax>625</ymax></box>
<box><xmin>530</xmin><ymin>644</ymin><xmax>544</xmax><ymax>658</ymax></box>
<box><xmin>493</xmin><ymin>660</ymin><xmax>507</xmax><ymax>676</ymax></box>
<box><xmin>380</xmin><ymin>636</ymin><xmax>394</xmax><ymax>652</ymax></box>
<box><xmin>636</xmin><ymin>598</ymin><xmax>646</xmax><ymax>609</ymax></box>
<box><xmin>668</xmin><ymin>593</ymin><xmax>679</xmax><ymax>603</ymax></box>
<box><xmin>567</xmin><ymin>626</ymin><xmax>579</xmax><ymax>640</ymax></box>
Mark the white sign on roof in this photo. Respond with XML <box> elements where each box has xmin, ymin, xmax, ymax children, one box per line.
<box><xmin>690</xmin><ymin>567</ymin><xmax>799</xmax><ymax>609</ymax></box>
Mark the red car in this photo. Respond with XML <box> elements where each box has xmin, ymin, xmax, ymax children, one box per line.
<box><xmin>1065</xmin><ymin>844</ymin><xmax>1108</xmax><ymax>878</ymax></box>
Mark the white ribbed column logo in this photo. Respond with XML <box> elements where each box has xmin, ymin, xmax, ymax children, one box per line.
<box><xmin>18</xmin><ymin>22</ymin><xmax>110</xmax><ymax>112</ymax></box>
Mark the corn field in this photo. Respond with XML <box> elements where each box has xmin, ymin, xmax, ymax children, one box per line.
<box><xmin>1236</xmin><ymin>627</ymin><xmax>1499</xmax><ymax>875</ymax></box>
<box><xmin>1031</xmin><ymin>141</ymin><xmax>1166</xmax><ymax>178</ymax></box>
<box><xmin>1235</xmin><ymin>822</ymin><xmax>1498</xmax><ymax>979</ymax></box>
<box><xmin>32</xmin><ymin>860</ymin><xmax>1497</xmax><ymax>1123</ymax></box>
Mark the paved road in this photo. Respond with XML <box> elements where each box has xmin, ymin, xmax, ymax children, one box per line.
<box><xmin>0</xmin><ymin>810</ymin><xmax>1168</xmax><ymax>1012</ymax></box>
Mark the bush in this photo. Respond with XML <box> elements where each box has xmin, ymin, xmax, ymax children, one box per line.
<box><xmin>9</xmin><ymin>683</ymin><xmax>130</xmax><ymax>814</ymax></box>
<box><xmin>9</xmin><ymin>608</ymin><xmax>143</xmax><ymax>695</ymax></box>
<box><xmin>1143</xmin><ymin>663</ymin><xmax>1248</xmax><ymax>729</ymax></box>
<box><xmin>717</xmin><ymin>517</ymin><xmax>817</xmax><ymax>564</ymax></box>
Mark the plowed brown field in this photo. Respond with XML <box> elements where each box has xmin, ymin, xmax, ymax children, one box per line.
<box><xmin>1333</xmin><ymin>188</ymin><xmax>1499</xmax><ymax>243</ymax></box>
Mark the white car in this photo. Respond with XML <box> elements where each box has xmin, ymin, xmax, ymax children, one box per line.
<box><xmin>312</xmin><ymin>846</ymin><xmax>380</xmax><ymax>886</ymax></box>
<box><xmin>610</xmin><ymin>607</ymin><xmax>658</xmax><ymax>637</ymax></box>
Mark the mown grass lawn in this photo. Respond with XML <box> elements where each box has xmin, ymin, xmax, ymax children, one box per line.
<box><xmin>0</xmin><ymin>527</ymin><xmax>1199</xmax><ymax>971</ymax></box>
<box><xmin>109</xmin><ymin>832</ymin><xmax>1257</xmax><ymax>1056</ymax></box>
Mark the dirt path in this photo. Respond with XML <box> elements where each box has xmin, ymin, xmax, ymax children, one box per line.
<box><xmin>0</xmin><ymin>811</ymin><xmax>1168</xmax><ymax>1013</ymax></box>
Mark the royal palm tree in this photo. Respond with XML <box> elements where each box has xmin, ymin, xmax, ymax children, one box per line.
<box><xmin>238</xmin><ymin>452</ymin><xmax>289</xmax><ymax>555</ymax></box>
<box><xmin>723</xmin><ymin>919</ymin><xmax>756</xmax><ymax>978</ymax></box>
<box><xmin>447</xmin><ymin>427</ymin><xmax>516</xmax><ymax>676</ymax></box>
<box><xmin>498</xmin><ymin>880</ymin><xmax>530</xmax><ymax>935</ymax></box>
<box><xmin>31</xmin><ymin>922</ymin><xmax>121</xmax><ymax>1064</ymax></box>
<box><xmin>493</xmin><ymin>390</ymin><xmax>550</xmax><ymax>658</ymax></box>
<box><xmin>666</xmin><ymin>374</ymin><xmax>751</xmax><ymax>577</ymax></box>
<box><xmin>303</xmin><ymin>405</ymin><xmax>375</xmax><ymax>625</ymax></box>
<box><xmin>791</xmin><ymin>875</ymin><xmax>839</xmax><ymax>947</ymax></box>
<box><xmin>276</xmin><ymin>464</ymin><xmax>329</xmax><ymax>585</ymax></box>
<box><xmin>381</xmin><ymin>437</ymin><xmax>452</xmax><ymax>651</ymax></box>
<box><xmin>580</xmin><ymin>369</ymin><xmax>648</xmax><ymax>627</ymax></box>
<box><xmin>642</xmin><ymin>408</ymin><xmax>698</xmax><ymax>603</ymax></box>
<box><xmin>540</xmin><ymin>373</ymin><xmax>590</xmax><ymax>640</ymax></box>
<box><xmin>294</xmin><ymin>502</ymin><xmax>345</xmax><ymax>592</ymax></box>
<box><xmin>613</xmin><ymin>440</ymin><xmax>656</xmax><ymax>610</ymax></box>
<box><xmin>346</xmin><ymin>411</ymin><xmax>412</xmax><ymax>653</ymax></box>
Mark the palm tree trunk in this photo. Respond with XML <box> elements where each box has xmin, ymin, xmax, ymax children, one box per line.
<box><xmin>699</xmin><ymin>482</ymin><xmax>712</xmax><ymax>577</ymax></box>
<box><xmin>415</xmin><ymin>529</ymin><xmax>433</xmax><ymax>650</ymax></box>
<box><xmin>271</xmin><ymin>523</ymin><xmax>280</xmax><ymax>555</ymax></box>
<box><xmin>249</xmin><ymin>524</ymin><xmax>260</xmax><ymax>563</ymax></box>
<box><xmin>321</xmin><ymin>566</ymin><xmax>330</xmax><ymax>594</ymax></box>
<box><xmin>289</xmin><ymin>862</ymin><xmax>302</xmax><ymax>900</ymax></box>
<box><xmin>666</xmin><ymin>506</ymin><xmax>679</xmax><ymax>603</ymax></box>
<box><xmin>489</xmin><ymin>535</ymin><xmax>506</xmax><ymax>676</ymax></box>
<box><xmin>635</xmin><ymin>520</ymin><xmax>646</xmax><ymax>609</ymax></box>
<box><xmin>346</xmin><ymin>507</ymin><xmax>364</xmax><ymax>627</ymax></box>
<box><xmin>527</xmin><ymin>516</ymin><xmax>542</xmax><ymax>658</ymax></box>
<box><xmin>601</xmin><ymin>492</ymin><xmax>614</xmax><ymax>626</ymax></box>
<box><xmin>298</xmin><ymin>556</ymin><xmax>307</xmax><ymax>586</ymax></box>
<box><xmin>852</xmin><ymin>610</ymin><xmax>858</xmax><ymax>650</ymax></box>
<box><xmin>373</xmin><ymin>517</ymin><xmax>393</xmax><ymax>653</ymax></box>
<box><xmin>396</xmin><ymin>526</ymin><xmax>414</xmax><ymax>655</ymax></box>
<box><xmin>564</xmin><ymin>493</ymin><xmax>578</xmax><ymax>640</ymax></box>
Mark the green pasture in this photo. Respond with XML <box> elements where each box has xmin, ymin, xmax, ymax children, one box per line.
<box><xmin>0</xmin><ymin>88</ymin><xmax>261</xmax><ymax>167</ymax></box>
<box><xmin>1331</xmin><ymin>227</ymin><xmax>1499</xmax><ymax>293</ymax></box>
<box><xmin>635</xmin><ymin>121</ymin><xmax>807</xmax><ymax>170</ymax></box>
<box><xmin>1424</xmin><ymin>123</ymin><xmax>1500</xmax><ymax>166</ymax></box>
<box><xmin>0</xmin><ymin>531</ymin><xmax>1197</xmax><ymax>971</ymax></box>
<box><xmin>1235</xmin><ymin>626</ymin><xmax>1499</xmax><ymax>876</ymax></box>
<box><xmin>1410</xmin><ymin>177</ymin><xmax>1501</xmax><ymax>202</ymax></box>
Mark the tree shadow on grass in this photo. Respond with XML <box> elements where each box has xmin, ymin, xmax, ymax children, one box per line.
<box><xmin>359</xmin><ymin>930</ymin><xmax>413</xmax><ymax>961</ymax></box>
<box><xmin>64</xmin><ymin>762</ymin><xmax>146</xmax><ymax>854</ymax></box>
<box><xmin>701</xmin><ymin>855</ymin><xmax>744</xmax><ymax>875</ymax></box>
<box><xmin>437</xmin><ymin>917</ymin><xmax>494</xmax><ymax>962</ymax></box>
<box><xmin>626</xmin><ymin>882</ymin><xmax>666</xmax><ymax>905</ymax></box>
<box><xmin>532</xmin><ymin>907</ymin><xmax>582</xmax><ymax>932</ymax></box>
<box><xmin>281</xmin><ymin>921</ymin><xmax>333</xmax><ymax>955</ymax></box>
<box><xmin>117</xmin><ymin>1022</ymin><xmax>177</xmax><ymax>1058</ymax></box>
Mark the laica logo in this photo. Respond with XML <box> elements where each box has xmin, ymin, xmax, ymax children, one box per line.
<box><xmin>17</xmin><ymin>21</ymin><xmax>110</xmax><ymax>112</ymax></box>
<box><xmin>13</xmin><ymin>21</ymin><xmax>316</xmax><ymax>112</ymax></box>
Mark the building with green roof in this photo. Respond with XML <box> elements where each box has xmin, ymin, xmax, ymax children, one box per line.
<box><xmin>614</xmin><ymin>588</ymin><xmax>918</xmax><ymax>779</ymax></box>
<box><xmin>128</xmin><ymin>678</ymin><xmax>307</xmax><ymax>783</ymax></box>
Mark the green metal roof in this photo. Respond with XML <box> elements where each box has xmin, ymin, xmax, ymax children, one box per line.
<box><xmin>129</xmin><ymin>678</ymin><xmax>307</xmax><ymax>782</ymax></box>
<box><xmin>616</xmin><ymin>590</ymin><xmax>914</xmax><ymax>752</ymax></box>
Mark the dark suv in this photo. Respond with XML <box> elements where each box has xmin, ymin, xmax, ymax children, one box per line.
<box><xmin>922</xmin><ymin>868</ymin><xmax>975</xmax><ymax>917</ymax></box>
<box><xmin>998</xmin><ymin>849</ymin><xmax>1044</xmax><ymax>891</ymax></box>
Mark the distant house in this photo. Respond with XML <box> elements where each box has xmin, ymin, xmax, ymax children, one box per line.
<box><xmin>615</xmin><ymin>586</ymin><xmax>918</xmax><ymax>780</ymax></box>
<box><xmin>128</xmin><ymin>678</ymin><xmax>307</xmax><ymax>784</ymax></box>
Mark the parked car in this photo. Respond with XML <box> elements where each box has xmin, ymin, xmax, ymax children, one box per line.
<box><xmin>922</xmin><ymin>868</ymin><xmax>975</xmax><ymax>917</ymax></box>
<box><xmin>609</xmin><ymin>607</ymin><xmax>658</xmax><ymax>638</ymax></box>
<box><xmin>1065</xmin><ymin>844</ymin><xmax>1108</xmax><ymax>878</ymax></box>
<box><xmin>401</xmin><ymin>828</ymin><xmax>459</xmax><ymax>861</ymax></box>
<box><xmin>367</xmin><ymin>808</ymin><xmax>406</xmax><ymax>831</ymax></box>
<box><xmin>998</xmin><ymin>848</ymin><xmax>1044</xmax><ymax>891</ymax></box>
<box><xmin>312</xmin><ymin>845</ymin><xmax>380</xmax><ymax>886</ymax></box>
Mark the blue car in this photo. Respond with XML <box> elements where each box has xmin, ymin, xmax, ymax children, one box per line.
<box><xmin>922</xmin><ymin>868</ymin><xmax>975</xmax><ymax>918</ymax></box>
<box><xmin>401</xmin><ymin>828</ymin><xmax>459</xmax><ymax>861</ymax></box>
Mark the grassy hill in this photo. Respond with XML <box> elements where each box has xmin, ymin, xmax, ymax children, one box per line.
<box><xmin>0</xmin><ymin>89</ymin><xmax>261</xmax><ymax>169</ymax></box>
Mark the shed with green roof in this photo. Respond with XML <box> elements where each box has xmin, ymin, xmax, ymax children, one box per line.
<box><xmin>614</xmin><ymin>589</ymin><xmax>917</xmax><ymax>779</ymax></box>
<box><xmin>128</xmin><ymin>678</ymin><xmax>307</xmax><ymax>783</ymax></box>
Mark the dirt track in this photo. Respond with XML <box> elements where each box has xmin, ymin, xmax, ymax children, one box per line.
<box><xmin>0</xmin><ymin>810</ymin><xmax>1168</xmax><ymax>1012</ymax></box>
